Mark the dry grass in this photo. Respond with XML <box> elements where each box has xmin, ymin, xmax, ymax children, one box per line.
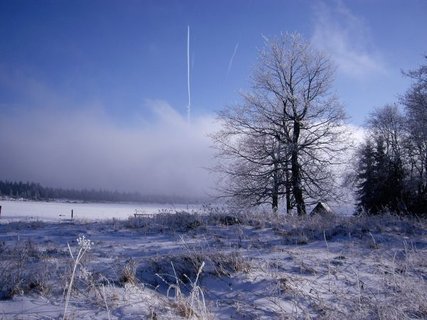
<box><xmin>0</xmin><ymin>211</ymin><xmax>425</xmax><ymax>319</ymax></box>
<box><xmin>0</xmin><ymin>240</ymin><xmax>57</xmax><ymax>300</ymax></box>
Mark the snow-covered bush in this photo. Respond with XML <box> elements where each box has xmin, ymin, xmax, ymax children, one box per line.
<box><xmin>0</xmin><ymin>240</ymin><xmax>54</xmax><ymax>299</ymax></box>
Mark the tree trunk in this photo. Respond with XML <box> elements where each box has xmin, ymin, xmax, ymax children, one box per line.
<box><xmin>272</xmin><ymin>192</ymin><xmax>278</xmax><ymax>213</ymax></box>
<box><xmin>272</xmin><ymin>161</ymin><xmax>279</xmax><ymax>214</ymax></box>
<box><xmin>291</xmin><ymin>120</ymin><xmax>306</xmax><ymax>215</ymax></box>
<box><xmin>285</xmin><ymin>162</ymin><xmax>292</xmax><ymax>214</ymax></box>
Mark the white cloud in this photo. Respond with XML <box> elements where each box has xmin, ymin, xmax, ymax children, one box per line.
<box><xmin>311</xmin><ymin>1</ymin><xmax>386</xmax><ymax>78</ymax></box>
<box><xmin>345</xmin><ymin>123</ymin><xmax>367</xmax><ymax>145</ymax></box>
<box><xmin>0</xmin><ymin>102</ymin><xmax>219</xmax><ymax>199</ymax></box>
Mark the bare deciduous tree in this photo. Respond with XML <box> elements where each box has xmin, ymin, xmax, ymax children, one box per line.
<box><xmin>367</xmin><ymin>104</ymin><xmax>406</xmax><ymax>160</ymax></box>
<box><xmin>212</xmin><ymin>33</ymin><xmax>347</xmax><ymax>215</ymax></box>
<box><xmin>401</xmin><ymin>58</ymin><xmax>427</xmax><ymax>211</ymax></box>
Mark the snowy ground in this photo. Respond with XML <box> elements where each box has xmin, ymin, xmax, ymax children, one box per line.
<box><xmin>0</xmin><ymin>210</ymin><xmax>426</xmax><ymax>319</ymax></box>
<box><xmin>0</xmin><ymin>199</ymin><xmax>197</xmax><ymax>222</ymax></box>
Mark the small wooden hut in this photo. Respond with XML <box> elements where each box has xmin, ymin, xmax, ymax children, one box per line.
<box><xmin>310</xmin><ymin>202</ymin><xmax>334</xmax><ymax>216</ymax></box>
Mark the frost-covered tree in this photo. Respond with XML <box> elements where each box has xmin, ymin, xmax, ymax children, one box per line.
<box><xmin>354</xmin><ymin>59</ymin><xmax>427</xmax><ymax>216</ymax></box>
<box><xmin>367</xmin><ymin>104</ymin><xmax>406</xmax><ymax>160</ymax></box>
<box><xmin>356</xmin><ymin>106</ymin><xmax>407</xmax><ymax>214</ymax></box>
<box><xmin>356</xmin><ymin>136</ymin><xmax>405</xmax><ymax>215</ymax></box>
<box><xmin>213</xmin><ymin>33</ymin><xmax>347</xmax><ymax>215</ymax></box>
<box><xmin>355</xmin><ymin>140</ymin><xmax>377</xmax><ymax>214</ymax></box>
<box><xmin>401</xmin><ymin>58</ymin><xmax>427</xmax><ymax>213</ymax></box>
<box><xmin>212</xmin><ymin>92</ymin><xmax>291</xmax><ymax>211</ymax></box>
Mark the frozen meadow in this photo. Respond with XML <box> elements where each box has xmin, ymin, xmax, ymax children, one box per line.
<box><xmin>0</xmin><ymin>203</ymin><xmax>426</xmax><ymax>319</ymax></box>
<box><xmin>0</xmin><ymin>200</ymin><xmax>196</xmax><ymax>222</ymax></box>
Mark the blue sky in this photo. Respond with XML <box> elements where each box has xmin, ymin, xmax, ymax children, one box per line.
<box><xmin>0</xmin><ymin>0</ymin><xmax>426</xmax><ymax>195</ymax></box>
<box><xmin>1</xmin><ymin>0</ymin><xmax>425</xmax><ymax>124</ymax></box>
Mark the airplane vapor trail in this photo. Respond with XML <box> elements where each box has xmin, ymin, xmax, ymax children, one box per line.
<box><xmin>227</xmin><ymin>42</ymin><xmax>239</xmax><ymax>75</ymax></box>
<box><xmin>187</xmin><ymin>25</ymin><xmax>191</xmax><ymax>123</ymax></box>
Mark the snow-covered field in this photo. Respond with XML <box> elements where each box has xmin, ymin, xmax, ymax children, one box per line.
<box><xmin>0</xmin><ymin>200</ymin><xmax>196</xmax><ymax>222</ymax></box>
<box><xmin>0</xmin><ymin>210</ymin><xmax>426</xmax><ymax>319</ymax></box>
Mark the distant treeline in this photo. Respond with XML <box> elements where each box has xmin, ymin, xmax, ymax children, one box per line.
<box><xmin>0</xmin><ymin>180</ymin><xmax>202</xmax><ymax>204</ymax></box>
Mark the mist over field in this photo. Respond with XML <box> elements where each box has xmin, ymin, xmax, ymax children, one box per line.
<box><xmin>0</xmin><ymin>101</ymin><xmax>217</xmax><ymax>199</ymax></box>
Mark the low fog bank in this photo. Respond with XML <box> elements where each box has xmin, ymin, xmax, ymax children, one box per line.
<box><xmin>0</xmin><ymin>101</ymin><xmax>218</xmax><ymax>200</ymax></box>
<box><xmin>0</xmin><ymin>100</ymin><xmax>367</xmax><ymax>207</ymax></box>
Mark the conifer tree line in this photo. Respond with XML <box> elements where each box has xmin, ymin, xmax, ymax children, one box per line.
<box><xmin>0</xmin><ymin>180</ymin><xmax>197</xmax><ymax>204</ymax></box>
<box><xmin>355</xmin><ymin>58</ymin><xmax>427</xmax><ymax>216</ymax></box>
<box><xmin>0</xmin><ymin>180</ymin><xmax>140</xmax><ymax>202</ymax></box>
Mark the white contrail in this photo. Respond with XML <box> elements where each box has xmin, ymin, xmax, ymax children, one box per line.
<box><xmin>261</xmin><ymin>33</ymin><xmax>269</xmax><ymax>43</ymax></box>
<box><xmin>227</xmin><ymin>42</ymin><xmax>239</xmax><ymax>75</ymax></box>
<box><xmin>187</xmin><ymin>25</ymin><xmax>191</xmax><ymax>124</ymax></box>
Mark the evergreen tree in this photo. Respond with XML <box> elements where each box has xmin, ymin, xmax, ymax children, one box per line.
<box><xmin>373</xmin><ymin>136</ymin><xmax>390</xmax><ymax>212</ymax></box>
<box><xmin>379</xmin><ymin>140</ymin><xmax>404</xmax><ymax>212</ymax></box>
<box><xmin>356</xmin><ymin>140</ymin><xmax>377</xmax><ymax>214</ymax></box>
<box><xmin>356</xmin><ymin>135</ymin><xmax>406</xmax><ymax>215</ymax></box>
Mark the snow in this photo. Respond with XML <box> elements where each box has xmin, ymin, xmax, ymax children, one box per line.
<box><xmin>0</xmin><ymin>199</ymin><xmax>197</xmax><ymax>222</ymax></box>
<box><xmin>0</xmin><ymin>209</ymin><xmax>425</xmax><ymax>319</ymax></box>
